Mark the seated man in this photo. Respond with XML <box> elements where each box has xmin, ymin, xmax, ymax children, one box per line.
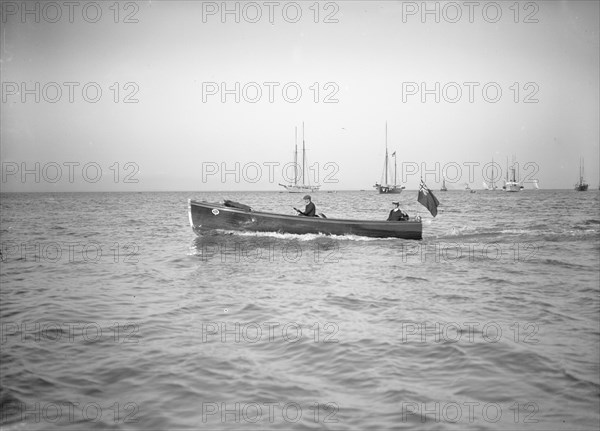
<box><xmin>294</xmin><ymin>195</ymin><xmax>317</xmax><ymax>217</ymax></box>
<box><xmin>387</xmin><ymin>201</ymin><xmax>409</xmax><ymax>221</ymax></box>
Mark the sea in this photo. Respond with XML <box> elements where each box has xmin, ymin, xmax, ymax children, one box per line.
<box><xmin>1</xmin><ymin>189</ymin><xmax>599</xmax><ymax>430</ymax></box>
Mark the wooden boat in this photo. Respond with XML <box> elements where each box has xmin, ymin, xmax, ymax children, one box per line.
<box><xmin>373</xmin><ymin>123</ymin><xmax>405</xmax><ymax>194</ymax></box>
<box><xmin>188</xmin><ymin>200</ymin><xmax>422</xmax><ymax>240</ymax></box>
<box><xmin>279</xmin><ymin>123</ymin><xmax>321</xmax><ymax>193</ymax></box>
<box><xmin>575</xmin><ymin>157</ymin><xmax>589</xmax><ymax>191</ymax></box>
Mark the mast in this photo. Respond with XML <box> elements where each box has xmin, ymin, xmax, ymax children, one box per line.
<box><xmin>385</xmin><ymin>122</ymin><xmax>388</xmax><ymax>185</ymax></box>
<box><xmin>394</xmin><ymin>151</ymin><xmax>397</xmax><ymax>186</ymax></box>
<box><xmin>302</xmin><ymin>122</ymin><xmax>306</xmax><ymax>186</ymax></box>
<box><xmin>491</xmin><ymin>157</ymin><xmax>495</xmax><ymax>189</ymax></box>
<box><xmin>294</xmin><ymin>127</ymin><xmax>298</xmax><ymax>186</ymax></box>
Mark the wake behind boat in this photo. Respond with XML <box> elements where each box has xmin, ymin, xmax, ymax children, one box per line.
<box><xmin>188</xmin><ymin>199</ymin><xmax>422</xmax><ymax>240</ymax></box>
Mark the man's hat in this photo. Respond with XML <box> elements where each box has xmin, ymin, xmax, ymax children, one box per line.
<box><xmin>392</xmin><ymin>201</ymin><xmax>399</xmax><ymax>205</ymax></box>
<box><xmin>303</xmin><ymin>195</ymin><xmax>311</xmax><ymax>200</ymax></box>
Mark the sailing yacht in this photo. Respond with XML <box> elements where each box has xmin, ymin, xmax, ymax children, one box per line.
<box><xmin>502</xmin><ymin>156</ymin><xmax>522</xmax><ymax>192</ymax></box>
<box><xmin>440</xmin><ymin>178</ymin><xmax>447</xmax><ymax>191</ymax></box>
<box><xmin>279</xmin><ymin>123</ymin><xmax>321</xmax><ymax>193</ymax></box>
<box><xmin>574</xmin><ymin>158</ymin><xmax>589</xmax><ymax>191</ymax></box>
<box><xmin>483</xmin><ymin>158</ymin><xmax>499</xmax><ymax>190</ymax></box>
<box><xmin>373</xmin><ymin>123</ymin><xmax>405</xmax><ymax>194</ymax></box>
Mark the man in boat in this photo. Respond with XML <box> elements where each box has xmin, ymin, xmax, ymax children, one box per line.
<box><xmin>387</xmin><ymin>201</ymin><xmax>409</xmax><ymax>221</ymax></box>
<box><xmin>294</xmin><ymin>195</ymin><xmax>317</xmax><ymax>217</ymax></box>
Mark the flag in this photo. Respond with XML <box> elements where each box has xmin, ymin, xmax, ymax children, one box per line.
<box><xmin>391</xmin><ymin>151</ymin><xmax>396</xmax><ymax>157</ymax></box>
<box><xmin>418</xmin><ymin>179</ymin><xmax>440</xmax><ymax>217</ymax></box>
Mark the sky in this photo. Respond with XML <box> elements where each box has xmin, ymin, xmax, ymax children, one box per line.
<box><xmin>1</xmin><ymin>0</ymin><xmax>599</xmax><ymax>191</ymax></box>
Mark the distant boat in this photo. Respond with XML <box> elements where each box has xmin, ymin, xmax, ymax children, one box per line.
<box><xmin>440</xmin><ymin>177</ymin><xmax>447</xmax><ymax>191</ymax></box>
<box><xmin>533</xmin><ymin>179</ymin><xmax>540</xmax><ymax>190</ymax></box>
<box><xmin>373</xmin><ymin>123</ymin><xmax>405</xmax><ymax>194</ymax></box>
<box><xmin>465</xmin><ymin>183</ymin><xmax>472</xmax><ymax>191</ymax></box>
<box><xmin>502</xmin><ymin>156</ymin><xmax>522</xmax><ymax>192</ymax></box>
<box><xmin>279</xmin><ymin>123</ymin><xmax>321</xmax><ymax>193</ymax></box>
<box><xmin>574</xmin><ymin>158</ymin><xmax>589</xmax><ymax>191</ymax></box>
<box><xmin>483</xmin><ymin>157</ymin><xmax>499</xmax><ymax>190</ymax></box>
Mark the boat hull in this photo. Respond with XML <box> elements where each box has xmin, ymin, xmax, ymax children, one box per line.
<box><xmin>575</xmin><ymin>184</ymin><xmax>588</xmax><ymax>191</ymax></box>
<box><xmin>375</xmin><ymin>185</ymin><xmax>404</xmax><ymax>194</ymax></box>
<box><xmin>503</xmin><ymin>182</ymin><xmax>521</xmax><ymax>192</ymax></box>
<box><xmin>188</xmin><ymin>200</ymin><xmax>422</xmax><ymax>240</ymax></box>
<box><xmin>279</xmin><ymin>184</ymin><xmax>321</xmax><ymax>193</ymax></box>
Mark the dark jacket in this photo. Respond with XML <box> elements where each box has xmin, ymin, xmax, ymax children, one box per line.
<box><xmin>387</xmin><ymin>208</ymin><xmax>408</xmax><ymax>221</ymax></box>
<box><xmin>299</xmin><ymin>202</ymin><xmax>316</xmax><ymax>217</ymax></box>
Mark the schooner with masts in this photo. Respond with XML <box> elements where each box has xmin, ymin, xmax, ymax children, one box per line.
<box><xmin>574</xmin><ymin>157</ymin><xmax>589</xmax><ymax>191</ymax></box>
<box><xmin>279</xmin><ymin>123</ymin><xmax>321</xmax><ymax>193</ymax></box>
<box><xmin>373</xmin><ymin>122</ymin><xmax>405</xmax><ymax>194</ymax></box>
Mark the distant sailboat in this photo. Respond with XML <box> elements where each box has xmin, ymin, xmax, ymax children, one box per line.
<box><xmin>502</xmin><ymin>156</ymin><xmax>522</xmax><ymax>192</ymax></box>
<box><xmin>373</xmin><ymin>122</ymin><xmax>405</xmax><ymax>194</ymax></box>
<box><xmin>279</xmin><ymin>123</ymin><xmax>321</xmax><ymax>193</ymax></box>
<box><xmin>574</xmin><ymin>157</ymin><xmax>588</xmax><ymax>191</ymax></box>
<box><xmin>440</xmin><ymin>177</ymin><xmax>447</xmax><ymax>191</ymax></box>
<box><xmin>486</xmin><ymin>157</ymin><xmax>499</xmax><ymax>190</ymax></box>
<box><xmin>533</xmin><ymin>179</ymin><xmax>540</xmax><ymax>190</ymax></box>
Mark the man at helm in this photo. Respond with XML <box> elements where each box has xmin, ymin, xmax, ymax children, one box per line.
<box><xmin>294</xmin><ymin>195</ymin><xmax>317</xmax><ymax>217</ymax></box>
